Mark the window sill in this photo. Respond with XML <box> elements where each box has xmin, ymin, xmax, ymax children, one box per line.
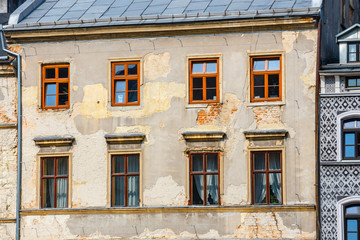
<box><xmin>246</xmin><ymin>101</ymin><xmax>285</xmax><ymax>108</ymax></box>
<box><xmin>185</xmin><ymin>103</ymin><xmax>222</xmax><ymax>109</ymax></box>
<box><xmin>108</xmin><ymin>104</ymin><xmax>142</xmax><ymax>111</ymax></box>
<box><xmin>20</xmin><ymin>204</ymin><xmax>315</xmax><ymax>215</ymax></box>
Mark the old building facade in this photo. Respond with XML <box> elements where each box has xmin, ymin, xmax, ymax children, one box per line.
<box><xmin>1</xmin><ymin>0</ymin><xmax>320</xmax><ymax>239</ymax></box>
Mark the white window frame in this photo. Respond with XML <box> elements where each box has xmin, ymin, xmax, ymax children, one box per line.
<box><xmin>337</xmin><ymin>111</ymin><xmax>360</xmax><ymax>161</ymax></box>
<box><xmin>337</xmin><ymin>196</ymin><xmax>360</xmax><ymax>240</ymax></box>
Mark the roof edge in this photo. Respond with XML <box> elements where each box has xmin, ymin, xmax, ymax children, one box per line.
<box><xmin>8</xmin><ymin>0</ymin><xmax>45</xmax><ymax>25</ymax></box>
<box><xmin>336</xmin><ymin>23</ymin><xmax>360</xmax><ymax>42</ymax></box>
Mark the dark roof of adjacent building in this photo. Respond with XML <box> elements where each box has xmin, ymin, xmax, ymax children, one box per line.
<box><xmin>5</xmin><ymin>0</ymin><xmax>321</xmax><ymax>30</ymax></box>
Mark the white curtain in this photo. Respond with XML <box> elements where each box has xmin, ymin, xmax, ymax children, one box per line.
<box><xmin>254</xmin><ymin>156</ymin><xmax>266</xmax><ymax>203</ymax></box>
<box><xmin>206</xmin><ymin>157</ymin><xmax>218</xmax><ymax>205</ymax></box>
<box><xmin>269</xmin><ymin>155</ymin><xmax>281</xmax><ymax>203</ymax></box>
<box><xmin>128</xmin><ymin>176</ymin><xmax>139</xmax><ymax>206</ymax></box>
<box><xmin>193</xmin><ymin>159</ymin><xmax>204</xmax><ymax>203</ymax></box>
<box><xmin>57</xmin><ymin>178</ymin><xmax>67</xmax><ymax>208</ymax></box>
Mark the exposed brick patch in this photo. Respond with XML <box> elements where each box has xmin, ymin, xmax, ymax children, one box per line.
<box><xmin>196</xmin><ymin>104</ymin><xmax>222</xmax><ymax>125</ymax></box>
<box><xmin>252</xmin><ymin>106</ymin><xmax>283</xmax><ymax>128</ymax></box>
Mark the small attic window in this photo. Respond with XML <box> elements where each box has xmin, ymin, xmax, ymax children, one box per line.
<box><xmin>348</xmin><ymin>43</ymin><xmax>360</xmax><ymax>62</ymax></box>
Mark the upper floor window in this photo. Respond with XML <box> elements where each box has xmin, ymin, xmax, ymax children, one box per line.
<box><xmin>41</xmin><ymin>156</ymin><xmax>68</xmax><ymax>208</ymax></box>
<box><xmin>251</xmin><ymin>151</ymin><xmax>282</xmax><ymax>204</ymax></box>
<box><xmin>189</xmin><ymin>152</ymin><xmax>219</xmax><ymax>205</ymax></box>
<box><xmin>189</xmin><ymin>59</ymin><xmax>219</xmax><ymax>104</ymax></box>
<box><xmin>346</xmin><ymin>77</ymin><xmax>360</xmax><ymax>88</ymax></box>
<box><xmin>42</xmin><ymin>64</ymin><xmax>69</xmax><ymax>109</ymax></box>
<box><xmin>111</xmin><ymin>61</ymin><xmax>140</xmax><ymax>106</ymax></box>
<box><xmin>348</xmin><ymin>43</ymin><xmax>360</xmax><ymax>62</ymax></box>
<box><xmin>345</xmin><ymin>205</ymin><xmax>360</xmax><ymax>240</ymax></box>
<box><xmin>251</xmin><ymin>56</ymin><xmax>281</xmax><ymax>102</ymax></box>
<box><xmin>343</xmin><ymin>119</ymin><xmax>360</xmax><ymax>159</ymax></box>
<box><xmin>111</xmin><ymin>154</ymin><xmax>140</xmax><ymax>207</ymax></box>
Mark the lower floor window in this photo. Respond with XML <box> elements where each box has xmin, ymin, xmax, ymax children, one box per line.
<box><xmin>345</xmin><ymin>205</ymin><xmax>360</xmax><ymax>240</ymax></box>
<box><xmin>111</xmin><ymin>154</ymin><xmax>140</xmax><ymax>207</ymax></box>
<box><xmin>41</xmin><ymin>157</ymin><xmax>68</xmax><ymax>208</ymax></box>
<box><xmin>190</xmin><ymin>152</ymin><xmax>219</xmax><ymax>205</ymax></box>
<box><xmin>251</xmin><ymin>151</ymin><xmax>282</xmax><ymax>204</ymax></box>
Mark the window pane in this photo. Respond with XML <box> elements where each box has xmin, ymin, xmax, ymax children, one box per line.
<box><xmin>205</xmin><ymin>62</ymin><xmax>217</xmax><ymax>73</ymax></box>
<box><xmin>43</xmin><ymin>158</ymin><xmax>54</xmax><ymax>175</ymax></box>
<box><xmin>43</xmin><ymin>178</ymin><xmax>54</xmax><ymax>208</ymax></box>
<box><xmin>193</xmin><ymin>78</ymin><xmax>203</xmax><ymax>88</ymax></box>
<box><xmin>128</xmin><ymin>155</ymin><xmax>139</xmax><ymax>173</ymax></box>
<box><xmin>192</xmin><ymin>62</ymin><xmax>203</xmax><ymax>73</ymax></box>
<box><xmin>349</xmin><ymin>53</ymin><xmax>357</xmax><ymax>62</ymax></box>
<box><xmin>115</xmin><ymin>65</ymin><xmax>125</xmax><ymax>75</ymax></box>
<box><xmin>254</xmin><ymin>75</ymin><xmax>264</xmax><ymax>86</ymax></box>
<box><xmin>113</xmin><ymin>176</ymin><xmax>125</xmax><ymax>206</ymax></box>
<box><xmin>58</xmin><ymin>94</ymin><xmax>68</xmax><ymax>106</ymax></box>
<box><xmin>128</xmin><ymin>91</ymin><xmax>138</xmax><ymax>103</ymax></box>
<box><xmin>128</xmin><ymin>80</ymin><xmax>138</xmax><ymax>91</ymax></box>
<box><xmin>345</xmin><ymin>133</ymin><xmax>356</xmax><ymax>145</ymax></box>
<box><xmin>59</xmin><ymin>83</ymin><xmax>68</xmax><ymax>94</ymax></box>
<box><xmin>192</xmin><ymin>175</ymin><xmax>204</xmax><ymax>205</ymax></box>
<box><xmin>268</xmin><ymin>74</ymin><xmax>279</xmax><ymax>85</ymax></box>
<box><xmin>206</xmin><ymin>154</ymin><xmax>218</xmax><ymax>172</ymax></box>
<box><xmin>346</xmin><ymin>206</ymin><xmax>360</xmax><ymax>214</ymax></box>
<box><xmin>193</xmin><ymin>90</ymin><xmax>203</xmax><ymax>100</ymax></box>
<box><xmin>45</xmin><ymin>95</ymin><xmax>56</xmax><ymax>106</ymax></box>
<box><xmin>349</xmin><ymin>44</ymin><xmax>357</xmax><ymax>53</ymax></box>
<box><xmin>253</xmin><ymin>60</ymin><xmax>265</xmax><ymax>70</ymax></box>
<box><xmin>115</xmin><ymin>92</ymin><xmax>125</xmax><ymax>103</ymax></box>
<box><xmin>128</xmin><ymin>64</ymin><xmax>138</xmax><ymax>75</ymax></box>
<box><xmin>254</xmin><ymin>87</ymin><xmax>265</xmax><ymax>99</ymax></box>
<box><xmin>46</xmin><ymin>83</ymin><xmax>56</xmax><ymax>95</ymax></box>
<box><xmin>357</xmin><ymin>79</ymin><xmax>360</xmax><ymax>86</ymax></box>
<box><xmin>348</xmin><ymin>232</ymin><xmax>358</xmax><ymax>240</ymax></box>
<box><xmin>128</xmin><ymin>176</ymin><xmax>139</xmax><ymax>206</ymax></box>
<box><xmin>254</xmin><ymin>152</ymin><xmax>266</xmax><ymax>170</ymax></box>
<box><xmin>268</xmin><ymin>59</ymin><xmax>280</xmax><ymax>70</ymax></box>
<box><xmin>344</xmin><ymin>121</ymin><xmax>356</xmax><ymax>128</ymax></box>
<box><xmin>348</xmin><ymin>219</ymin><xmax>358</xmax><ymax>231</ymax></box>
<box><xmin>268</xmin><ymin>86</ymin><xmax>279</xmax><ymax>98</ymax></box>
<box><xmin>57</xmin><ymin>158</ymin><xmax>68</xmax><ymax>175</ymax></box>
<box><xmin>206</xmin><ymin>77</ymin><xmax>216</xmax><ymax>88</ymax></box>
<box><xmin>56</xmin><ymin>178</ymin><xmax>68</xmax><ymax>208</ymax></box>
<box><xmin>58</xmin><ymin>68</ymin><xmax>68</xmax><ymax>78</ymax></box>
<box><xmin>345</xmin><ymin>146</ymin><xmax>356</xmax><ymax>157</ymax></box>
<box><xmin>254</xmin><ymin>173</ymin><xmax>266</xmax><ymax>204</ymax></box>
<box><xmin>192</xmin><ymin>155</ymin><xmax>203</xmax><ymax>172</ymax></box>
<box><xmin>206</xmin><ymin>89</ymin><xmax>217</xmax><ymax>100</ymax></box>
<box><xmin>113</xmin><ymin>156</ymin><xmax>125</xmax><ymax>173</ymax></box>
<box><xmin>45</xmin><ymin>68</ymin><xmax>55</xmax><ymax>78</ymax></box>
<box><xmin>206</xmin><ymin>175</ymin><xmax>218</xmax><ymax>205</ymax></box>
<box><xmin>115</xmin><ymin>81</ymin><xmax>126</xmax><ymax>92</ymax></box>
<box><xmin>348</xmin><ymin>79</ymin><xmax>357</xmax><ymax>87</ymax></box>
<box><xmin>269</xmin><ymin>152</ymin><xmax>281</xmax><ymax>170</ymax></box>
<box><xmin>269</xmin><ymin>173</ymin><xmax>281</xmax><ymax>204</ymax></box>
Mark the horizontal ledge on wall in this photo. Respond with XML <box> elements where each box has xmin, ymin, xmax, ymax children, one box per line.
<box><xmin>33</xmin><ymin>135</ymin><xmax>75</xmax><ymax>146</ymax></box>
<box><xmin>321</xmin><ymin>161</ymin><xmax>360</xmax><ymax>166</ymax></box>
<box><xmin>105</xmin><ymin>133</ymin><xmax>145</xmax><ymax>144</ymax></box>
<box><xmin>0</xmin><ymin>218</ymin><xmax>16</xmax><ymax>223</ymax></box>
<box><xmin>0</xmin><ymin>123</ymin><xmax>17</xmax><ymax>129</ymax></box>
<box><xmin>243</xmin><ymin>129</ymin><xmax>288</xmax><ymax>139</ymax></box>
<box><xmin>20</xmin><ymin>204</ymin><xmax>316</xmax><ymax>216</ymax></box>
<box><xmin>182</xmin><ymin>131</ymin><xmax>226</xmax><ymax>141</ymax></box>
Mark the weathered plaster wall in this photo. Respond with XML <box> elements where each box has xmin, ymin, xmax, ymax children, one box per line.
<box><xmin>0</xmin><ymin>64</ymin><xmax>17</xmax><ymax>240</ymax></box>
<box><xmin>16</xmin><ymin>28</ymin><xmax>317</xmax><ymax>239</ymax></box>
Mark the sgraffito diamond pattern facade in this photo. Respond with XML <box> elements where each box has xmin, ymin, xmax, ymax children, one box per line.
<box><xmin>320</xmin><ymin>96</ymin><xmax>360</xmax><ymax>240</ymax></box>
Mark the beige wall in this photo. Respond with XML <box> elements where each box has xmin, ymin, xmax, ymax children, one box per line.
<box><xmin>15</xmin><ymin>28</ymin><xmax>317</xmax><ymax>239</ymax></box>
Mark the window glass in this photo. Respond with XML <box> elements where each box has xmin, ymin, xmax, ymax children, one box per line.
<box><xmin>192</xmin><ymin>63</ymin><xmax>204</xmax><ymax>73</ymax></box>
<box><xmin>45</xmin><ymin>68</ymin><xmax>55</xmax><ymax>79</ymax></box>
<box><xmin>128</xmin><ymin>64</ymin><xmax>137</xmax><ymax>75</ymax></box>
<box><xmin>253</xmin><ymin>60</ymin><xmax>265</xmax><ymax>71</ymax></box>
<box><xmin>192</xmin><ymin>154</ymin><xmax>203</xmax><ymax>172</ymax></box>
<box><xmin>206</xmin><ymin>175</ymin><xmax>218</xmax><ymax>205</ymax></box>
<box><xmin>205</xmin><ymin>62</ymin><xmax>217</xmax><ymax>73</ymax></box>
<box><xmin>346</xmin><ymin>206</ymin><xmax>360</xmax><ymax>214</ymax></box>
<box><xmin>115</xmin><ymin>65</ymin><xmax>125</xmax><ymax>76</ymax></box>
<box><xmin>43</xmin><ymin>65</ymin><xmax>70</xmax><ymax>109</ymax></box>
<box><xmin>58</xmin><ymin>68</ymin><xmax>68</xmax><ymax>78</ymax></box>
<box><xmin>268</xmin><ymin>59</ymin><xmax>280</xmax><ymax>70</ymax></box>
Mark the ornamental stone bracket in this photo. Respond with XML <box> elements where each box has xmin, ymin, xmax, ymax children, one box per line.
<box><xmin>105</xmin><ymin>133</ymin><xmax>146</xmax><ymax>144</ymax></box>
<box><xmin>243</xmin><ymin>129</ymin><xmax>288</xmax><ymax>140</ymax></box>
<box><xmin>181</xmin><ymin>131</ymin><xmax>226</xmax><ymax>141</ymax></box>
<box><xmin>33</xmin><ymin>135</ymin><xmax>75</xmax><ymax>146</ymax></box>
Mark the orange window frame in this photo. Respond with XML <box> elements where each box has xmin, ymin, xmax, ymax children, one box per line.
<box><xmin>250</xmin><ymin>56</ymin><xmax>282</xmax><ymax>102</ymax></box>
<box><xmin>111</xmin><ymin>61</ymin><xmax>140</xmax><ymax>106</ymax></box>
<box><xmin>42</xmin><ymin>64</ymin><xmax>70</xmax><ymax>109</ymax></box>
<box><xmin>189</xmin><ymin>59</ymin><xmax>219</xmax><ymax>104</ymax></box>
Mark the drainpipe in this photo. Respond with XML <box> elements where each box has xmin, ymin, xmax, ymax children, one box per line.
<box><xmin>0</xmin><ymin>25</ymin><xmax>22</xmax><ymax>240</ymax></box>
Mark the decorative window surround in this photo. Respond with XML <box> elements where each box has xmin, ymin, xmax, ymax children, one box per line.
<box><xmin>33</xmin><ymin>136</ymin><xmax>75</xmax><ymax>146</ymax></box>
<box><xmin>337</xmin><ymin>196</ymin><xmax>360</xmax><ymax>240</ymax></box>
<box><xmin>244</xmin><ymin>129</ymin><xmax>287</xmax><ymax>140</ymax></box>
<box><xmin>182</xmin><ymin>131</ymin><xmax>225</xmax><ymax>141</ymax></box>
<box><xmin>105</xmin><ymin>133</ymin><xmax>145</xmax><ymax>144</ymax></box>
<box><xmin>337</xmin><ymin>111</ymin><xmax>360</xmax><ymax>161</ymax></box>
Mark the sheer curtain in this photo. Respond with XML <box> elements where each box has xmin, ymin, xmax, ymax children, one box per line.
<box><xmin>269</xmin><ymin>155</ymin><xmax>281</xmax><ymax>203</ymax></box>
<box><xmin>193</xmin><ymin>159</ymin><xmax>204</xmax><ymax>203</ymax></box>
<box><xmin>206</xmin><ymin>157</ymin><xmax>218</xmax><ymax>205</ymax></box>
<box><xmin>57</xmin><ymin>158</ymin><xmax>68</xmax><ymax>208</ymax></box>
<box><xmin>254</xmin><ymin>157</ymin><xmax>266</xmax><ymax>203</ymax></box>
<box><xmin>128</xmin><ymin>156</ymin><xmax>139</xmax><ymax>206</ymax></box>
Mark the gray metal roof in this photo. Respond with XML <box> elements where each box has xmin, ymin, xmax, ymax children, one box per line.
<box><xmin>5</xmin><ymin>0</ymin><xmax>322</xmax><ymax>30</ymax></box>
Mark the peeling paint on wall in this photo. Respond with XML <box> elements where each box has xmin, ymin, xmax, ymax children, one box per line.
<box><xmin>144</xmin><ymin>52</ymin><xmax>171</xmax><ymax>81</ymax></box>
